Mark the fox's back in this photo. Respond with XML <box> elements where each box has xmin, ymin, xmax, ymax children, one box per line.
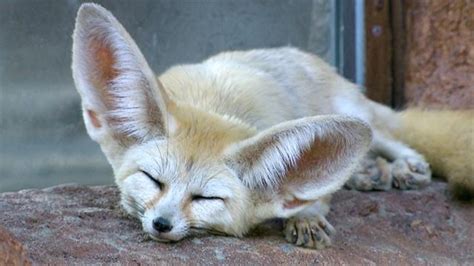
<box><xmin>159</xmin><ymin>47</ymin><xmax>359</xmax><ymax>130</ymax></box>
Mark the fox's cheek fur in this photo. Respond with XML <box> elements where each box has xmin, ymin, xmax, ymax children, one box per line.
<box><xmin>187</xmin><ymin>188</ymin><xmax>254</xmax><ymax>237</ymax></box>
<box><xmin>119</xmin><ymin>174</ymin><xmax>157</xmax><ymax>217</ymax></box>
<box><xmin>118</xmin><ymin>160</ymin><xmax>254</xmax><ymax>241</ymax></box>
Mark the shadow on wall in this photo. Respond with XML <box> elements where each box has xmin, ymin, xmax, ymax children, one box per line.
<box><xmin>0</xmin><ymin>0</ymin><xmax>335</xmax><ymax>192</ymax></box>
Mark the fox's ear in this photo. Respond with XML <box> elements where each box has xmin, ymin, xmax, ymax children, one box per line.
<box><xmin>225</xmin><ymin>116</ymin><xmax>372</xmax><ymax>218</ymax></box>
<box><xmin>72</xmin><ymin>3</ymin><xmax>174</xmax><ymax>143</ymax></box>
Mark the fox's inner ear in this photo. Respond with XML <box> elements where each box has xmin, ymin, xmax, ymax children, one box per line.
<box><xmin>225</xmin><ymin>116</ymin><xmax>372</xmax><ymax>218</ymax></box>
<box><xmin>72</xmin><ymin>3</ymin><xmax>173</xmax><ymax>143</ymax></box>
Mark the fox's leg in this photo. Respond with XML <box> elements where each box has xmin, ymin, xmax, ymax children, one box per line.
<box><xmin>346</xmin><ymin>130</ymin><xmax>431</xmax><ymax>191</ymax></box>
<box><xmin>371</xmin><ymin>131</ymin><xmax>431</xmax><ymax>189</ymax></box>
<box><xmin>340</xmin><ymin>98</ymin><xmax>431</xmax><ymax>190</ymax></box>
<box><xmin>284</xmin><ymin>196</ymin><xmax>335</xmax><ymax>249</ymax></box>
<box><xmin>347</xmin><ymin>129</ymin><xmax>431</xmax><ymax>191</ymax></box>
<box><xmin>345</xmin><ymin>98</ymin><xmax>431</xmax><ymax>190</ymax></box>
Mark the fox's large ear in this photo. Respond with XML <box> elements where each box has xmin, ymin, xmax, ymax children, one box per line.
<box><xmin>72</xmin><ymin>3</ymin><xmax>173</xmax><ymax>143</ymax></box>
<box><xmin>225</xmin><ymin>116</ymin><xmax>372</xmax><ymax>218</ymax></box>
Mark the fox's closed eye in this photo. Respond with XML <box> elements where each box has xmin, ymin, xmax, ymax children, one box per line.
<box><xmin>140</xmin><ymin>170</ymin><xmax>164</xmax><ymax>190</ymax></box>
<box><xmin>191</xmin><ymin>195</ymin><xmax>224</xmax><ymax>201</ymax></box>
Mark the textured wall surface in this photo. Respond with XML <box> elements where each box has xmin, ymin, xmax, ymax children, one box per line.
<box><xmin>404</xmin><ymin>0</ymin><xmax>474</xmax><ymax>109</ymax></box>
<box><xmin>0</xmin><ymin>0</ymin><xmax>335</xmax><ymax>192</ymax></box>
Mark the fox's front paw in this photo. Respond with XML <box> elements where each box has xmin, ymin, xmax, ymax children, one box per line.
<box><xmin>284</xmin><ymin>215</ymin><xmax>335</xmax><ymax>249</ymax></box>
<box><xmin>392</xmin><ymin>157</ymin><xmax>431</xmax><ymax>190</ymax></box>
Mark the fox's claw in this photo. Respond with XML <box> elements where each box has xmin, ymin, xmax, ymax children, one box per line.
<box><xmin>392</xmin><ymin>157</ymin><xmax>431</xmax><ymax>190</ymax></box>
<box><xmin>284</xmin><ymin>215</ymin><xmax>335</xmax><ymax>249</ymax></box>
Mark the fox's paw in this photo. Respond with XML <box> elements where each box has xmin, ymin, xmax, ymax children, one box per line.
<box><xmin>284</xmin><ymin>215</ymin><xmax>335</xmax><ymax>249</ymax></box>
<box><xmin>345</xmin><ymin>156</ymin><xmax>392</xmax><ymax>191</ymax></box>
<box><xmin>392</xmin><ymin>157</ymin><xmax>431</xmax><ymax>190</ymax></box>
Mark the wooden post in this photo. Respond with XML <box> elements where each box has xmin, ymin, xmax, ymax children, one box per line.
<box><xmin>390</xmin><ymin>0</ymin><xmax>406</xmax><ymax>109</ymax></box>
<box><xmin>365</xmin><ymin>0</ymin><xmax>393</xmax><ymax>106</ymax></box>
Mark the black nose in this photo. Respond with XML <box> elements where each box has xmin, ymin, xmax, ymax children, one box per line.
<box><xmin>152</xmin><ymin>217</ymin><xmax>173</xmax><ymax>233</ymax></box>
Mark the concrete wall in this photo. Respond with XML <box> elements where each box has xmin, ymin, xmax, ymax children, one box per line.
<box><xmin>0</xmin><ymin>0</ymin><xmax>335</xmax><ymax>192</ymax></box>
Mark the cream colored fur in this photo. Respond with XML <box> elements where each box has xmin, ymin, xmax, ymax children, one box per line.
<box><xmin>71</xmin><ymin>3</ymin><xmax>470</xmax><ymax>249</ymax></box>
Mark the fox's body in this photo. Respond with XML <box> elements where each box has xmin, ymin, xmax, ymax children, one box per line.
<box><xmin>72</xmin><ymin>4</ymin><xmax>473</xmax><ymax>249</ymax></box>
<box><xmin>160</xmin><ymin>49</ymin><xmax>387</xmax><ymax>131</ymax></box>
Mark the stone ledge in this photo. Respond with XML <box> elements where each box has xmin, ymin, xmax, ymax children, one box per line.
<box><xmin>0</xmin><ymin>182</ymin><xmax>472</xmax><ymax>264</ymax></box>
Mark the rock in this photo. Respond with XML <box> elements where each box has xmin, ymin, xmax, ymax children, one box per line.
<box><xmin>0</xmin><ymin>182</ymin><xmax>473</xmax><ymax>264</ymax></box>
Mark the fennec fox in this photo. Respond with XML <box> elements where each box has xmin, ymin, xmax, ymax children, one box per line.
<box><xmin>72</xmin><ymin>4</ymin><xmax>473</xmax><ymax>248</ymax></box>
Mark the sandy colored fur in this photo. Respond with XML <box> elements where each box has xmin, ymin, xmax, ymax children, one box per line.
<box><xmin>395</xmin><ymin>110</ymin><xmax>474</xmax><ymax>196</ymax></box>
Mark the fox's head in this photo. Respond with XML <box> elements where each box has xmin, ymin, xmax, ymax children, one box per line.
<box><xmin>71</xmin><ymin>4</ymin><xmax>371</xmax><ymax>242</ymax></box>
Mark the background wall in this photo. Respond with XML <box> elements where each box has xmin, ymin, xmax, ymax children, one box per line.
<box><xmin>404</xmin><ymin>0</ymin><xmax>474</xmax><ymax>109</ymax></box>
<box><xmin>0</xmin><ymin>0</ymin><xmax>338</xmax><ymax>192</ymax></box>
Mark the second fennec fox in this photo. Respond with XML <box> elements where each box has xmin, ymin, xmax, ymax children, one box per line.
<box><xmin>71</xmin><ymin>4</ymin><xmax>473</xmax><ymax>249</ymax></box>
